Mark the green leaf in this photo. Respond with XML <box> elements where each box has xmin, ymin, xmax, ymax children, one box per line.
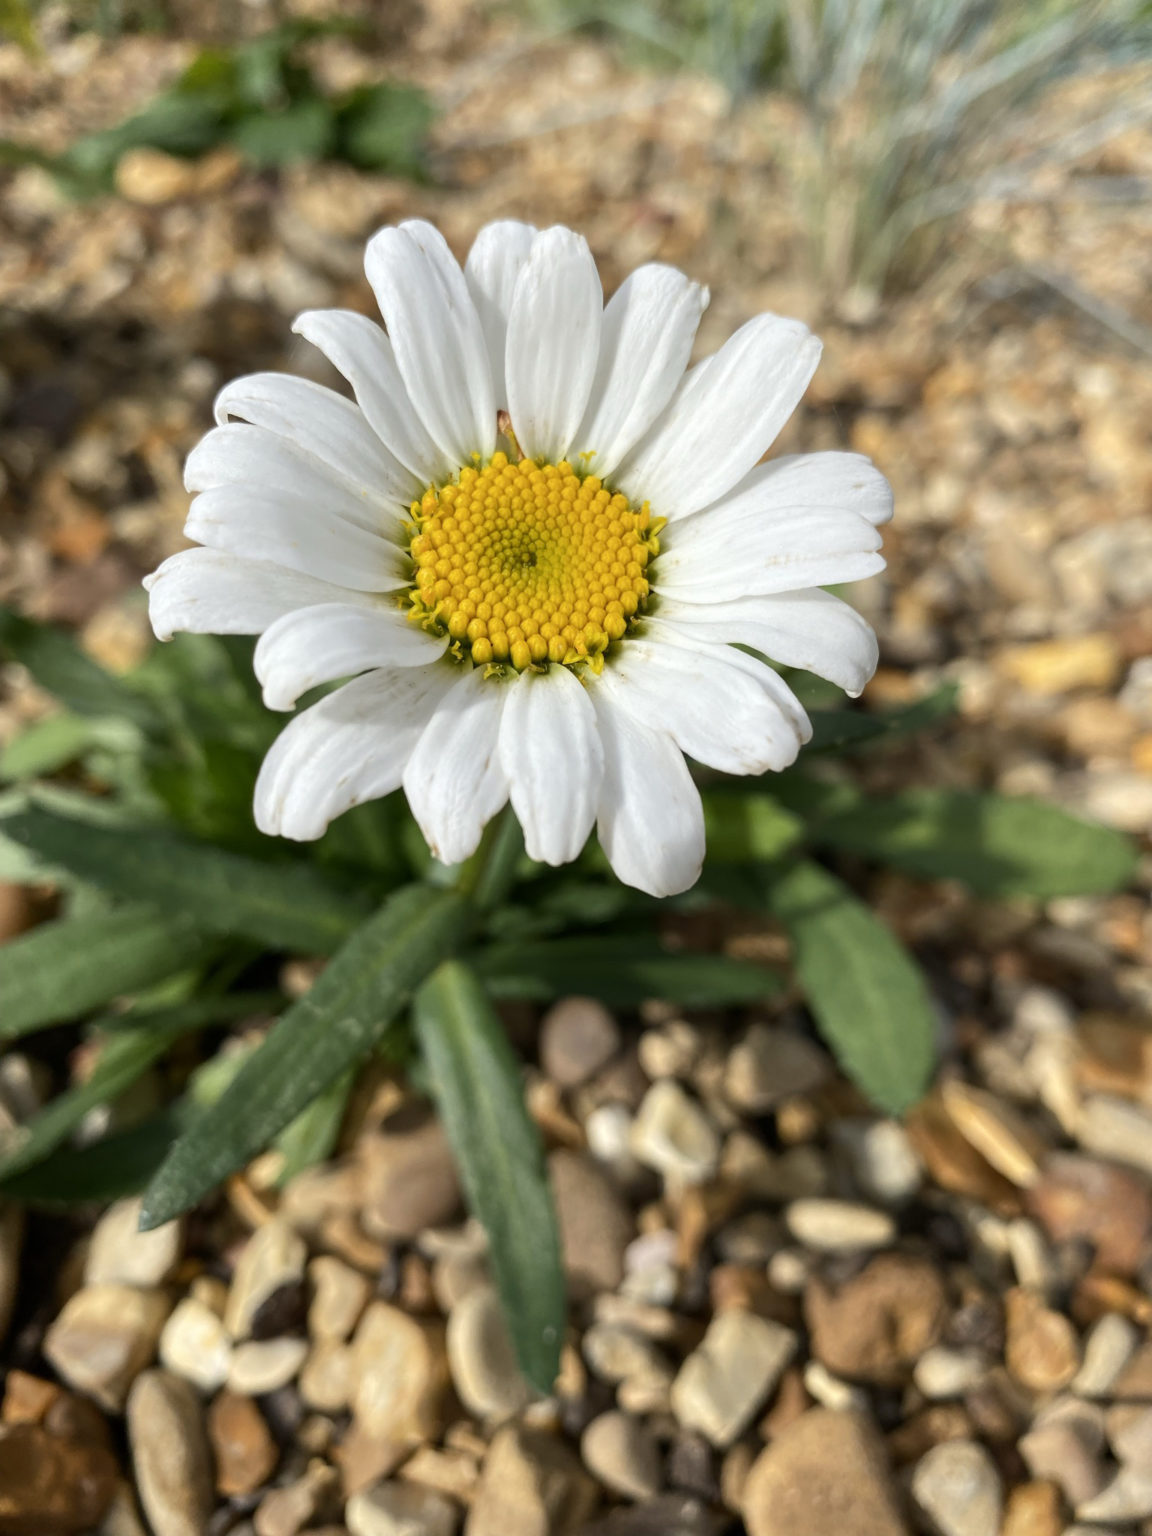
<box><xmin>0</xmin><ymin>1108</ymin><xmax>187</xmax><ymax>1206</ymax></box>
<box><xmin>415</xmin><ymin>960</ymin><xmax>564</xmax><ymax>1394</ymax></box>
<box><xmin>0</xmin><ymin>607</ymin><xmax>162</xmax><ymax>731</ymax></box>
<box><xmin>766</xmin><ymin>859</ymin><xmax>935</xmax><ymax>1113</ymax></box>
<box><xmin>0</xmin><ymin>713</ymin><xmax>141</xmax><ymax>782</ymax></box>
<box><xmin>3</xmin><ymin>806</ymin><xmax>372</xmax><ymax>954</ymax></box>
<box><xmin>229</xmin><ymin>98</ymin><xmax>336</xmax><ymax>165</ymax></box>
<box><xmin>0</xmin><ymin>905</ymin><xmax>213</xmax><ymax>1041</ymax></box>
<box><xmin>807</xmin><ymin>787</ymin><xmax>1139</xmax><ymax>899</ymax></box>
<box><xmin>478</xmin><ymin>934</ymin><xmax>780</xmax><ymax>1007</ymax></box>
<box><xmin>806</xmin><ymin>682</ymin><xmax>959</xmax><ymax>752</ymax></box>
<box><xmin>702</xmin><ymin>792</ymin><xmax>804</xmax><ymax>862</ymax></box>
<box><xmin>274</xmin><ymin>1068</ymin><xmax>353</xmax><ymax>1186</ymax></box>
<box><xmin>337</xmin><ymin>82</ymin><xmax>434</xmax><ymax>175</ymax></box>
<box><xmin>140</xmin><ymin>884</ymin><xmax>470</xmax><ymax>1229</ymax></box>
<box><xmin>0</xmin><ymin>994</ymin><xmax>276</xmax><ymax>1184</ymax></box>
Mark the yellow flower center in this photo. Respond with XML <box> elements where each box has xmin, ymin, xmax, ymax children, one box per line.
<box><xmin>405</xmin><ymin>451</ymin><xmax>661</xmax><ymax>672</ymax></box>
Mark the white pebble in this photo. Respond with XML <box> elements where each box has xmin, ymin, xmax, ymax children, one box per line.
<box><xmin>159</xmin><ymin>1297</ymin><xmax>232</xmax><ymax>1394</ymax></box>
<box><xmin>785</xmin><ymin>1199</ymin><xmax>896</xmax><ymax>1253</ymax></box>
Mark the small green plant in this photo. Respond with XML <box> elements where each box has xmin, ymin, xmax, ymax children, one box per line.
<box><xmin>0</xmin><ymin>607</ymin><xmax>1135</xmax><ymax>1388</ymax></box>
<box><xmin>0</xmin><ymin>20</ymin><xmax>435</xmax><ymax>195</ymax></box>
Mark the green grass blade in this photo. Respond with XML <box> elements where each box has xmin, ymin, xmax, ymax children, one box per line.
<box><xmin>0</xmin><ymin>1107</ymin><xmax>188</xmax><ymax>1206</ymax></box>
<box><xmin>767</xmin><ymin>859</ymin><xmax>936</xmax><ymax>1114</ymax></box>
<box><xmin>3</xmin><ymin>806</ymin><xmax>373</xmax><ymax>954</ymax></box>
<box><xmin>139</xmin><ymin>884</ymin><xmax>470</xmax><ymax>1229</ymax></box>
<box><xmin>415</xmin><ymin>959</ymin><xmax>564</xmax><ymax>1395</ymax></box>
<box><xmin>0</xmin><ymin>905</ymin><xmax>213</xmax><ymax>1040</ymax></box>
<box><xmin>702</xmin><ymin>793</ymin><xmax>804</xmax><ymax>862</ymax></box>
<box><xmin>0</xmin><ymin>606</ymin><xmax>162</xmax><ymax>731</ymax></box>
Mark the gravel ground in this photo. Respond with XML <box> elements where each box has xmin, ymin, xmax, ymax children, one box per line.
<box><xmin>1</xmin><ymin>7</ymin><xmax>1151</xmax><ymax>1535</ymax></box>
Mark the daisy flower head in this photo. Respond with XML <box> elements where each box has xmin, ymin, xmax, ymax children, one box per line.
<box><xmin>145</xmin><ymin>220</ymin><xmax>891</xmax><ymax>897</ymax></box>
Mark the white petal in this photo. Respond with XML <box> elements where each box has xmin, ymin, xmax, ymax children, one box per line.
<box><xmin>186</xmin><ymin>424</ymin><xmax>399</xmax><ymax>538</ymax></box>
<box><xmin>403</xmin><ymin>666</ymin><xmax>510</xmax><ymax>865</ymax></box>
<box><xmin>144</xmin><ymin>549</ymin><xmax>371</xmax><ymax>641</ymax></box>
<box><xmin>504</xmin><ymin>227</ymin><xmax>603</xmax><ymax>463</ymax></box>
<box><xmin>615</xmin><ymin>313</ymin><xmax>822</xmax><ymax>520</ymax></box>
<box><xmin>654</xmin><ymin>588</ymin><xmax>880</xmax><ymax>697</ymax></box>
<box><xmin>185</xmin><ymin>486</ymin><xmax>406</xmax><ymax>593</ymax></box>
<box><xmin>606</xmin><ymin>633</ymin><xmax>808</xmax><ymax>774</ymax></box>
<box><xmin>498</xmin><ymin>666</ymin><xmax>603</xmax><ymax>865</ymax></box>
<box><xmin>213</xmin><ymin>372</ymin><xmax>417</xmax><ymax>506</ymax></box>
<box><xmin>713</xmin><ymin>451</ymin><xmax>893</xmax><ymax>526</ymax></box>
<box><xmin>254</xmin><ymin>603</ymin><xmax>448</xmax><ymax>711</ymax></box>
<box><xmin>254</xmin><ymin>664</ymin><xmax>453</xmax><ymax>841</ymax></box>
<box><xmin>656</xmin><ymin>486</ymin><xmax>884</xmax><ymax>601</ymax></box>
<box><xmin>292</xmin><ymin>309</ymin><xmax>451</xmax><ymax>486</ymax></box>
<box><xmin>364</xmin><ymin>220</ymin><xmax>496</xmax><ymax>467</ymax></box>
<box><xmin>590</xmin><ymin>673</ymin><xmax>705</xmax><ymax>897</ymax></box>
<box><xmin>573</xmin><ymin>263</ymin><xmax>708</xmax><ymax>479</ymax></box>
<box><xmin>464</xmin><ymin>220</ymin><xmax>537</xmax><ymax>411</ymax></box>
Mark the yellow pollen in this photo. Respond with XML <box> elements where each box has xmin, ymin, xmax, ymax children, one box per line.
<box><xmin>405</xmin><ymin>452</ymin><xmax>661</xmax><ymax>673</ymax></box>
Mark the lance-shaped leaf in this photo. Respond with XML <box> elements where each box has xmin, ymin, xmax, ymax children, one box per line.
<box><xmin>0</xmin><ymin>606</ymin><xmax>162</xmax><ymax>731</ymax></box>
<box><xmin>702</xmin><ymin>793</ymin><xmax>804</xmax><ymax>863</ymax></box>
<box><xmin>0</xmin><ymin>905</ymin><xmax>213</xmax><ymax>1040</ymax></box>
<box><xmin>140</xmin><ymin>884</ymin><xmax>469</xmax><ymax>1229</ymax></box>
<box><xmin>767</xmin><ymin>859</ymin><xmax>936</xmax><ymax>1114</ymax></box>
<box><xmin>3</xmin><ymin>806</ymin><xmax>372</xmax><ymax>954</ymax></box>
<box><xmin>415</xmin><ymin>960</ymin><xmax>564</xmax><ymax>1395</ymax></box>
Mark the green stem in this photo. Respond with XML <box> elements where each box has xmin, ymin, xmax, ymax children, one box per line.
<box><xmin>455</xmin><ymin>805</ymin><xmax>526</xmax><ymax>912</ymax></box>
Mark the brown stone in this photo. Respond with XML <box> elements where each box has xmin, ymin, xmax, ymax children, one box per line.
<box><xmin>0</xmin><ymin>1419</ymin><xmax>118</xmax><ymax>1536</ymax></box>
<box><xmin>207</xmin><ymin>1389</ymin><xmax>278</xmax><ymax>1497</ymax></box>
<box><xmin>1112</xmin><ymin>1341</ymin><xmax>1152</xmax><ymax>1401</ymax></box>
<box><xmin>1026</xmin><ymin>1152</ymin><xmax>1152</xmax><ymax>1276</ymax></box>
<box><xmin>906</xmin><ymin>1099</ymin><xmax>1020</xmax><ymax>1215</ymax></box>
<box><xmin>2</xmin><ymin>1372</ymin><xmax>62</xmax><ymax>1426</ymax></box>
<box><xmin>804</xmin><ymin>1254</ymin><xmax>948</xmax><ymax>1385</ymax></box>
<box><xmin>467</xmin><ymin>1424</ymin><xmax>599</xmax><ymax>1536</ymax></box>
<box><xmin>539</xmin><ymin>997</ymin><xmax>621</xmax><ymax>1087</ymax></box>
<box><xmin>126</xmin><ymin>1371</ymin><xmax>213</xmax><ymax>1536</ymax></box>
<box><xmin>351</xmin><ymin>1302</ymin><xmax>450</xmax><ymax>1444</ymax></box>
<box><xmin>360</xmin><ymin>1108</ymin><xmax>462</xmax><ymax>1240</ymax></box>
<box><xmin>742</xmin><ymin>1409</ymin><xmax>910</xmax><ymax>1536</ymax></box>
<box><xmin>1000</xmin><ymin>1482</ymin><xmax>1064</xmax><ymax>1536</ymax></box>
<box><xmin>1004</xmin><ymin>1288</ymin><xmax>1081</xmax><ymax>1395</ymax></box>
<box><xmin>549</xmin><ymin>1149</ymin><xmax>633</xmax><ymax>1299</ymax></box>
<box><xmin>1075</xmin><ymin>1015</ymin><xmax>1152</xmax><ymax>1102</ymax></box>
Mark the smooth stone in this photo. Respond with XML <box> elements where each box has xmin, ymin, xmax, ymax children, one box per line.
<box><xmin>126</xmin><ymin>1371</ymin><xmax>213</xmax><ymax>1536</ymax></box>
<box><xmin>159</xmin><ymin>1297</ymin><xmax>233</xmax><ymax>1393</ymax></box>
<box><xmin>84</xmin><ymin>1197</ymin><xmax>181</xmax><ymax>1290</ymax></box>
<box><xmin>539</xmin><ymin>997</ymin><xmax>620</xmax><ymax>1088</ymax></box>
<box><xmin>940</xmin><ymin>1081</ymin><xmax>1044</xmax><ymax>1187</ymax></box>
<box><xmin>1076</xmin><ymin>1466</ymin><xmax>1152</xmax><ymax>1522</ymax></box>
<box><xmin>629</xmin><ymin>1081</ymin><xmax>720</xmax><ymax>1185</ymax></box>
<box><xmin>913</xmin><ymin>1347</ymin><xmax>991</xmax><ymax>1400</ymax></box>
<box><xmin>723</xmin><ymin>1024</ymin><xmax>829</xmax><ymax>1112</ymax></box>
<box><xmin>1077</xmin><ymin>1094</ymin><xmax>1152</xmax><ymax>1177</ymax></box>
<box><xmin>741</xmin><ymin>1409</ymin><xmax>909</xmax><ymax>1536</ymax></box>
<box><xmin>785</xmin><ymin>1199</ymin><xmax>896</xmax><ymax>1252</ymax></box>
<box><xmin>208</xmin><ymin>1389</ymin><xmax>279</xmax><ymax>1497</ymax></box>
<box><xmin>44</xmin><ymin>1284</ymin><xmax>170</xmax><ymax>1412</ymax></box>
<box><xmin>1019</xmin><ymin>1418</ymin><xmax>1107</xmax><ymax>1508</ymax></box>
<box><xmin>1072</xmin><ymin>1313</ymin><xmax>1139</xmax><ymax>1397</ymax></box>
<box><xmin>253</xmin><ymin>1461</ymin><xmax>338</xmax><ymax>1536</ymax></box>
<box><xmin>834</xmin><ymin>1119</ymin><xmax>922</xmax><ymax>1207</ymax></box>
<box><xmin>360</xmin><ymin>1109</ymin><xmax>462</xmax><ymax>1241</ymax></box>
<box><xmin>0</xmin><ymin>1415</ymin><xmax>118</xmax><ymax>1535</ymax></box>
<box><xmin>999</xmin><ymin>1482</ymin><xmax>1063</xmax><ymax>1536</ymax></box>
<box><xmin>1004</xmin><ymin>1288</ymin><xmax>1080</xmax><ymax>1394</ymax></box>
<box><xmin>299</xmin><ymin>1340</ymin><xmax>355</xmax><ymax>1413</ymax></box>
<box><xmin>910</xmin><ymin>1440</ymin><xmax>1003</xmax><ymax>1536</ymax></box>
<box><xmin>804</xmin><ymin>1254</ymin><xmax>947</xmax><ymax>1385</ymax></box>
<box><xmin>581</xmin><ymin>1411</ymin><xmax>662</xmax><ymax>1502</ymax></box>
<box><xmin>671</xmin><ymin>1310</ymin><xmax>796</xmax><ymax>1449</ymax></box>
<box><xmin>1107</xmin><ymin>1402</ymin><xmax>1152</xmax><ymax>1465</ymax></box>
<box><xmin>227</xmin><ymin>1337</ymin><xmax>308</xmax><ymax>1395</ymax></box>
<box><xmin>308</xmin><ymin>1254</ymin><xmax>371</xmax><ymax>1343</ymax></box>
<box><xmin>582</xmin><ymin>1323</ymin><xmax>672</xmax><ymax>1388</ymax></box>
<box><xmin>347</xmin><ymin>1480</ymin><xmax>460</xmax><ymax>1536</ymax></box>
<box><xmin>577</xmin><ymin>1493</ymin><xmax>725</xmax><ymax>1536</ymax></box>
<box><xmin>465</xmin><ymin>1424</ymin><xmax>598</xmax><ymax>1536</ymax></box>
<box><xmin>549</xmin><ymin>1149</ymin><xmax>633</xmax><ymax>1298</ymax></box>
<box><xmin>352</xmin><ymin>1302</ymin><xmax>449</xmax><ymax>1445</ymax></box>
<box><xmin>1025</xmin><ymin>1152</ymin><xmax>1152</xmax><ymax>1276</ymax></box>
<box><xmin>0</xmin><ymin>1201</ymin><xmax>22</xmax><ymax>1347</ymax></box>
<box><xmin>224</xmin><ymin>1218</ymin><xmax>307</xmax><ymax>1340</ymax></box>
<box><xmin>447</xmin><ymin>1284</ymin><xmax>532</xmax><ymax>1422</ymax></box>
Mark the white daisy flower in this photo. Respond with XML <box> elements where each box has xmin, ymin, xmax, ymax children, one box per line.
<box><xmin>145</xmin><ymin>220</ymin><xmax>890</xmax><ymax>897</ymax></box>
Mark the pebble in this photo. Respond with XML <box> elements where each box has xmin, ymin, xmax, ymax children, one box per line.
<box><xmin>254</xmin><ymin>1461</ymin><xmax>338</xmax><ymax>1536</ymax></box>
<box><xmin>583</xmin><ymin>1323</ymin><xmax>672</xmax><ymax>1389</ymax></box>
<box><xmin>802</xmin><ymin>1361</ymin><xmax>868</xmax><ymax>1412</ymax></box>
<box><xmin>539</xmin><ymin>997</ymin><xmax>621</xmax><ymax>1087</ymax></box>
<box><xmin>300</xmin><ymin>1340</ymin><xmax>355</xmax><ymax>1413</ymax></box>
<box><xmin>1004</xmin><ymin>1288</ymin><xmax>1080</xmax><ymax>1394</ymax></box>
<box><xmin>84</xmin><ymin>1197</ymin><xmax>182</xmax><ymax>1290</ymax></box>
<box><xmin>1000</xmin><ymin>1482</ymin><xmax>1063</xmax><ymax>1536</ymax></box>
<box><xmin>741</xmin><ymin>1409</ymin><xmax>909</xmax><ymax>1536</ymax></box>
<box><xmin>1019</xmin><ymin>1413</ymin><xmax>1107</xmax><ymax>1508</ymax></box>
<box><xmin>785</xmin><ymin>1199</ymin><xmax>896</xmax><ymax>1252</ymax></box>
<box><xmin>913</xmin><ymin>1347</ymin><xmax>991</xmax><ymax>1400</ymax></box>
<box><xmin>308</xmin><ymin>1254</ymin><xmax>372</xmax><ymax>1343</ymax></box>
<box><xmin>1107</xmin><ymin>1403</ymin><xmax>1152</xmax><ymax>1465</ymax></box>
<box><xmin>549</xmin><ymin>1149</ymin><xmax>633</xmax><ymax>1297</ymax></box>
<box><xmin>910</xmin><ymin>1440</ymin><xmax>1003</xmax><ymax>1536</ymax></box>
<box><xmin>1076</xmin><ymin>1467</ymin><xmax>1152</xmax><ymax>1523</ymax></box>
<box><xmin>227</xmin><ymin>1337</ymin><xmax>308</xmax><ymax>1395</ymax></box>
<box><xmin>347</xmin><ymin>1479</ymin><xmax>460</xmax><ymax>1536</ymax></box>
<box><xmin>225</xmin><ymin>1218</ymin><xmax>307</xmax><ymax>1340</ymax></box>
<box><xmin>629</xmin><ymin>1081</ymin><xmax>720</xmax><ymax>1185</ymax></box>
<box><xmin>940</xmin><ymin>1081</ymin><xmax>1044</xmax><ymax>1187</ymax></box>
<box><xmin>126</xmin><ymin>1371</ymin><xmax>213</xmax><ymax>1536</ymax></box>
<box><xmin>360</xmin><ymin>1110</ymin><xmax>462</xmax><ymax>1241</ymax></box>
<box><xmin>1077</xmin><ymin>1095</ymin><xmax>1152</xmax><ymax>1177</ymax></box>
<box><xmin>208</xmin><ymin>1389</ymin><xmax>279</xmax><ymax>1497</ymax></box>
<box><xmin>447</xmin><ymin>1285</ymin><xmax>532</xmax><ymax>1422</ymax></box>
<box><xmin>804</xmin><ymin>1254</ymin><xmax>947</xmax><ymax>1385</ymax></box>
<box><xmin>466</xmin><ymin>1424</ymin><xmax>598</xmax><ymax>1536</ymax></box>
<box><xmin>996</xmin><ymin>633</ymin><xmax>1121</xmax><ymax>695</ymax></box>
<box><xmin>1072</xmin><ymin>1313</ymin><xmax>1139</xmax><ymax>1397</ymax></box>
<box><xmin>44</xmin><ymin>1284</ymin><xmax>170</xmax><ymax>1412</ymax></box>
<box><xmin>1025</xmin><ymin>1152</ymin><xmax>1152</xmax><ymax>1275</ymax></box>
<box><xmin>0</xmin><ymin>1201</ymin><xmax>22</xmax><ymax>1347</ymax></box>
<box><xmin>671</xmin><ymin>1310</ymin><xmax>796</xmax><ymax>1448</ymax></box>
<box><xmin>833</xmin><ymin>1120</ymin><xmax>922</xmax><ymax>1207</ymax></box>
<box><xmin>723</xmin><ymin>1024</ymin><xmax>829</xmax><ymax>1112</ymax></box>
<box><xmin>0</xmin><ymin>1408</ymin><xmax>118</xmax><ymax>1535</ymax></box>
<box><xmin>158</xmin><ymin>1297</ymin><xmax>233</xmax><ymax>1393</ymax></box>
<box><xmin>352</xmin><ymin>1302</ymin><xmax>449</xmax><ymax>1444</ymax></box>
<box><xmin>580</xmin><ymin>1411</ymin><xmax>662</xmax><ymax>1502</ymax></box>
